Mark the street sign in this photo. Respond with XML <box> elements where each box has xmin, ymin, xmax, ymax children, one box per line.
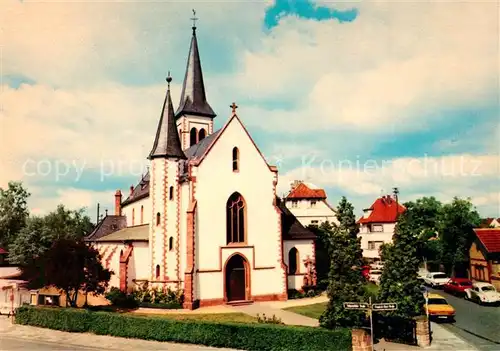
<box><xmin>372</xmin><ymin>303</ymin><xmax>398</xmax><ymax>311</ymax></box>
<box><xmin>343</xmin><ymin>302</ymin><xmax>370</xmax><ymax>309</ymax></box>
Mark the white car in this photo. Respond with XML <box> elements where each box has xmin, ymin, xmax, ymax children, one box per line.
<box><xmin>369</xmin><ymin>269</ymin><xmax>383</xmax><ymax>285</ymax></box>
<box><xmin>423</xmin><ymin>272</ymin><xmax>450</xmax><ymax>288</ymax></box>
<box><xmin>465</xmin><ymin>282</ymin><xmax>500</xmax><ymax>305</ymax></box>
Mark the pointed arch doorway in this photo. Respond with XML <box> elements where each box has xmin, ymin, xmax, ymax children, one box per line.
<box><xmin>224</xmin><ymin>254</ymin><xmax>250</xmax><ymax>302</ymax></box>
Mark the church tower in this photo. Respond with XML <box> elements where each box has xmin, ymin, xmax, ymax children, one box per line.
<box><xmin>176</xmin><ymin>15</ymin><xmax>216</xmax><ymax>150</ymax></box>
<box><xmin>148</xmin><ymin>74</ymin><xmax>186</xmax><ymax>285</ymax></box>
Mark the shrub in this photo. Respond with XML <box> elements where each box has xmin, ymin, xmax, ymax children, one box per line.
<box><xmin>257</xmin><ymin>313</ymin><xmax>284</xmax><ymax>325</ymax></box>
<box><xmin>15</xmin><ymin>306</ymin><xmax>351</xmax><ymax>351</ymax></box>
<box><xmin>105</xmin><ymin>287</ymin><xmax>138</xmax><ymax>308</ymax></box>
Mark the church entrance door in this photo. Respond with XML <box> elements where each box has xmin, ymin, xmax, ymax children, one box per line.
<box><xmin>225</xmin><ymin>254</ymin><xmax>248</xmax><ymax>302</ymax></box>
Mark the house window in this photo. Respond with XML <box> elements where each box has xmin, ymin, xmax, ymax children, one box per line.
<box><xmin>368</xmin><ymin>241</ymin><xmax>384</xmax><ymax>250</ymax></box>
<box><xmin>132</xmin><ymin>208</ymin><xmax>135</xmax><ymax>226</ymax></box>
<box><xmin>232</xmin><ymin>147</ymin><xmax>239</xmax><ymax>172</ymax></box>
<box><xmin>169</xmin><ymin>186</ymin><xmax>174</xmax><ymax>200</ymax></box>
<box><xmin>169</xmin><ymin>237</ymin><xmax>174</xmax><ymax>251</ymax></box>
<box><xmin>155</xmin><ymin>265</ymin><xmax>160</xmax><ymax>279</ymax></box>
<box><xmin>310</xmin><ymin>201</ymin><xmax>316</xmax><ymax>208</ymax></box>
<box><xmin>291</xmin><ymin>200</ymin><xmax>298</xmax><ymax>208</ymax></box>
<box><xmin>140</xmin><ymin>205</ymin><xmax>144</xmax><ymax>224</ymax></box>
<box><xmin>226</xmin><ymin>192</ymin><xmax>246</xmax><ymax>244</ymax></box>
<box><xmin>371</xmin><ymin>224</ymin><xmax>383</xmax><ymax>232</ymax></box>
<box><xmin>288</xmin><ymin>247</ymin><xmax>299</xmax><ymax>274</ymax></box>
<box><xmin>156</xmin><ymin>212</ymin><xmax>161</xmax><ymax>226</ymax></box>
<box><xmin>198</xmin><ymin>128</ymin><xmax>206</xmax><ymax>141</ymax></box>
<box><xmin>190</xmin><ymin>127</ymin><xmax>198</xmax><ymax>146</ymax></box>
<box><xmin>311</xmin><ymin>220</ymin><xmax>319</xmax><ymax>226</ymax></box>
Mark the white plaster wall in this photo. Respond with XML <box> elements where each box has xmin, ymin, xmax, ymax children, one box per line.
<box><xmin>359</xmin><ymin>223</ymin><xmax>395</xmax><ymax>259</ymax></box>
<box><xmin>165</xmin><ymin>161</ymin><xmax>180</xmax><ymax>281</ymax></box>
<box><xmin>122</xmin><ymin>197</ymin><xmax>150</xmax><ymax>227</ymax></box>
<box><xmin>194</xmin><ymin>116</ymin><xmax>285</xmax><ymax>299</ymax></box>
<box><xmin>283</xmin><ymin>240</ymin><xmax>314</xmax><ymax>290</ymax></box>
<box><xmin>127</xmin><ymin>242</ymin><xmax>150</xmax><ymax>289</ymax></box>
<box><xmin>149</xmin><ymin>158</ymin><xmax>167</xmax><ymax>280</ymax></box>
<box><xmin>285</xmin><ymin>199</ymin><xmax>338</xmax><ymax>226</ymax></box>
<box><xmin>95</xmin><ymin>243</ymin><xmax>121</xmax><ymax>288</ymax></box>
<box><xmin>179</xmin><ymin>182</ymin><xmax>190</xmax><ymax>285</ymax></box>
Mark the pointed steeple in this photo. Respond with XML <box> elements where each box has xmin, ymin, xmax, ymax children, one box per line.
<box><xmin>175</xmin><ymin>14</ymin><xmax>216</xmax><ymax>119</ymax></box>
<box><xmin>149</xmin><ymin>74</ymin><xmax>186</xmax><ymax>160</ymax></box>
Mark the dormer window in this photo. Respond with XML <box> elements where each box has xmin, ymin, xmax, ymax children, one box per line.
<box><xmin>232</xmin><ymin>147</ymin><xmax>239</xmax><ymax>172</ymax></box>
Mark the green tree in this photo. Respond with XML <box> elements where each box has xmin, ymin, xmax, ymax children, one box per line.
<box><xmin>8</xmin><ymin>205</ymin><xmax>93</xmax><ymax>265</ymax></box>
<box><xmin>308</xmin><ymin>221</ymin><xmax>335</xmax><ymax>289</ymax></box>
<box><xmin>320</xmin><ymin>197</ymin><xmax>365</xmax><ymax>329</ymax></box>
<box><xmin>379</xmin><ymin>208</ymin><xmax>425</xmax><ymax>318</ymax></box>
<box><xmin>439</xmin><ymin>197</ymin><xmax>481</xmax><ymax>277</ymax></box>
<box><xmin>0</xmin><ymin>182</ymin><xmax>30</xmax><ymax>249</ymax></box>
<box><xmin>22</xmin><ymin>239</ymin><xmax>111</xmax><ymax>307</ymax></box>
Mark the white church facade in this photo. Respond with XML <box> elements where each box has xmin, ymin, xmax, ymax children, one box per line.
<box><xmin>86</xmin><ymin>23</ymin><xmax>316</xmax><ymax>309</ymax></box>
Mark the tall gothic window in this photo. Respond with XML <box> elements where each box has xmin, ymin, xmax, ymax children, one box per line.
<box><xmin>288</xmin><ymin>248</ymin><xmax>299</xmax><ymax>274</ymax></box>
<box><xmin>140</xmin><ymin>205</ymin><xmax>144</xmax><ymax>224</ymax></box>
<box><xmin>155</xmin><ymin>265</ymin><xmax>160</xmax><ymax>279</ymax></box>
<box><xmin>169</xmin><ymin>237</ymin><xmax>174</xmax><ymax>251</ymax></box>
<box><xmin>132</xmin><ymin>208</ymin><xmax>135</xmax><ymax>226</ymax></box>
<box><xmin>156</xmin><ymin>212</ymin><xmax>161</xmax><ymax>226</ymax></box>
<box><xmin>198</xmin><ymin>128</ymin><xmax>206</xmax><ymax>141</ymax></box>
<box><xmin>190</xmin><ymin>127</ymin><xmax>198</xmax><ymax>146</ymax></box>
<box><xmin>169</xmin><ymin>186</ymin><xmax>174</xmax><ymax>200</ymax></box>
<box><xmin>232</xmin><ymin>147</ymin><xmax>239</xmax><ymax>172</ymax></box>
<box><xmin>226</xmin><ymin>192</ymin><xmax>246</xmax><ymax>244</ymax></box>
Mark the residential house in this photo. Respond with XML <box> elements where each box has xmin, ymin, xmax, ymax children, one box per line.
<box><xmin>469</xmin><ymin>228</ymin><xmax>500</xmax><ymax>290</ymax></box>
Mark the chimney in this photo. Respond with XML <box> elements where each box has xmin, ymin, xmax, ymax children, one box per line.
<box><xmin>291</xmin><ymin>180</ymin><xmax>303</xmax><ymax>191</ymax></box>
<box><xmin>129</xmin><ymin>185</ymin><xmax>134</xmax><ymax>196</ymax></box>
<box><xmin>115</xmin><ymin>190</ymin><xmax>122</xmax><ymax>216</ymax></box>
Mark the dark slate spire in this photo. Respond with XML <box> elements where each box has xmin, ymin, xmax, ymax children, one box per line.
<box><xmin>175</xmin><ymin>14</ymin><xmax>216</xmax><ymax>119</ymax></box>
<box><xmin>149</xmin><ymin>74</ymin><xmax>186</xmax><ymax>160</ymax></box>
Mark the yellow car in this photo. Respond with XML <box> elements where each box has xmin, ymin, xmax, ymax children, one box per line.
<box><xmin>425</xmin><ymin>293</ymin><xmax>455</xmax><ymax>322</ymax></box>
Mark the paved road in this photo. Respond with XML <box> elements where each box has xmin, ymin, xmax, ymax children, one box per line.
<box><xmin>428</xmin><ymin>288</ymin><xmax>500</xmax><ymax>351</ymax></box>
<box><xmin>0</xmin><ymin>336</ymin><xmax>106</xmax><ymax>350</ymax></box>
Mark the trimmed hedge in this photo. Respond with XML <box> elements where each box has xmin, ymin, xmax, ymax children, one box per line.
<box><xmin>15</xmin><ymin>306</ymin><xmax>351</xmax><ymax>351</ymax></box>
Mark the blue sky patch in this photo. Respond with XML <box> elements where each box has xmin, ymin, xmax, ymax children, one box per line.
<box><xmin>264</xmin><ymin>0</ymin><xmax>358</xmax><ymax>29</ymax></box>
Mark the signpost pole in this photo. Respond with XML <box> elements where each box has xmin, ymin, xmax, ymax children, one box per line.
<box><xmin>369</xmin><ymin>297</ymin><xmax>374</xmax><ymax>351</ymax></box>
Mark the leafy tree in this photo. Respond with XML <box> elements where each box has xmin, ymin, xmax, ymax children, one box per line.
<box><xmin>320</xmin><ymin>197</ymin><xmax>365</xmax><ymax>329</ymax></box>
<box><xmin>439</xmin><ymin>197</ymin><xmax>481</xmax><ymax>277</ymax></box>
<box><xmin>379</xmin><ymin>207</ymin><xmax>425</xmax><ymax>318</ymax></box>
<box><xmin>0</xmin><ymin>182</ymin><xmax>30</xmax><ymax>249</ymax></box>
<box><xmin>22</xmin><ymin>239</ymin><xmax>111</xmax><ymax>307</ymax></box>
<box><xmin>8</xmin><ymin>205</ymin><xmax>93</xmax><ymax>265</ymax></box>
<box><xmin>308</xmin><ymin>221</ymin><xmax>334</xmax><ymax>289</ymax></box>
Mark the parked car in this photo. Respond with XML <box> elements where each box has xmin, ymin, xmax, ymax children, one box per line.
<box><xmin>425</xmin><ymin>293</ymin><xmax>455</xmax><ymax>322</ymax></box>
<box><xmin>362</xmin><ymin>266</ymin><xmax>371</xmax><ymax>280</ymax></box>
<box><xmin>423</xmin><ymin>272</ymin><xmax>450</xmax><ymax>288</ymax></box>
<box><xmin>465</xmin><ymin>282</ymin><xmax>500</xmax><ymax>305</ymax></box>
<box><xmin>369</xmin><ymin>269</ymin><xmax>383</xmax><ymax>284</ymax></box>
<box><xmin>443</xmin><ymin>278</ymin><xmax>473</xmax><ymax>297</ymax></box>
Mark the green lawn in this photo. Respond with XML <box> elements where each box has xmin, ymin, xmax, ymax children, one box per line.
<box><xmin>128</xmin><ymin>312</ymin><xmax>258</xmax><ymax>324</ymax></box>
<box><xmin>285</xmin><ymin>302</ymin><xmax>327</xmax><ymax>320</ymax></box>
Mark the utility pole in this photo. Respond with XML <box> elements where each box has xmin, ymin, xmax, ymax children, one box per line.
<box><xmin>393</xmin><ymin>187</ymin><xmax>400</xmax><ymax>218</ymax></box>
<box><xmin>96</xmin><ymin>203</ymin><xmax>100</xmax><ymax>224</ymax></box>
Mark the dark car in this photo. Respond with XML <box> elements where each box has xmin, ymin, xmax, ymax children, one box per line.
<box><xmin>443</xmin><ymin>278</ymin><xmax>473</xmax><ymax>297</ymax></box>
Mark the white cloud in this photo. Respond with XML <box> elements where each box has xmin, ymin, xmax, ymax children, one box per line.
<box><xmin>237</xmin><ymin>1</ymin><xmax>498</xmax><ymax>132</ymax></box>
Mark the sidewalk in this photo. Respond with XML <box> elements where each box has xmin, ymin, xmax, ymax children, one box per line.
<box><xmin>374</xmin><ymin>322</ymin><xmax>478</xmax><ymax>351</ymax></box>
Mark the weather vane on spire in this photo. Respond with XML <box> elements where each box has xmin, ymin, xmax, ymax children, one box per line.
<box><xmin>191</xmin><ymin>9</ymin><xmax>198</xmax><ymax>29</ymax></box>
<box><xmin>166</xmin><ymin>70</ymin><xmax>172</xmax><ymax>87</ymax></box>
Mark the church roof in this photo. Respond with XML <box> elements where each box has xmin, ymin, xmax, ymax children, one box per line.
<box><xmin>175</xmin><ymin>26</ymin><xmax>216</xmax><ymax>119</ymax></box>
<box><xmin>149</xmin><ymin>77</ymin><xmax>186</xmax><ymax>160</ymax></box>
<box><xmin>122</xmin><ymin>173</ymin><xmax>150</xmax><ymax>206</ymax></box>
<box><xmin>93</xmin><ymin>224</ymin><xmax>149</xmax><ymax>242</ymax></box>
<box><xmin>277</xmin><ymin>198</ymin><xmax>316</xmax><ymax>240</ymax></box>
<box><xmin>184</xmin><ymin>129</ymin><xmax>221</xmax><ymax>160</ymax></box>
<box><xmin>85</xmin><ymin>215</ymin><xmax>127</xmax><ymax>241</ymax></box>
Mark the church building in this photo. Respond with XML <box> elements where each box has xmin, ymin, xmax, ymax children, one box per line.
<box><xmin>86</xmin><ymin>21</ymin><xmax>316</xmax><ymax>309</ymax></box>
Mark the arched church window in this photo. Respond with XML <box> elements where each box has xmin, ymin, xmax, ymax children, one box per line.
<box><xmin>169</xmin><ymin>237</ymin><xmax>174</xmax><ymax>251</ymax></box>
<box><xmin>169</xmin><ymin>186</ymin><xmax>174</xmax><ymax>200</ymax></box>
<box><xmin>132</xmin><ymin>208</ymin><xmax>135</xmax><ymax>226</ymax></box>
<box><xmin>140</xmin><ymin>205</ymin><xmax>144</xmax><ymax>224</ymax></box>
<box><xmin>232</xmin><ymin>147</ymin><xmax>239</xmax><ymax>172</ymax></box>
<box><xmin>155</xmin><ymin>265</ymin><xmax>160</xmax><ymax>279</ymax></box>
<box><xmin>226</xmin><ymin>192</ymin><xmax>246</xmax><ymax>244</ymax></box>
<box><xmin>288</xmin><ymin>248</ymin><xmax>299</xmax><ymax>274</ymax></box>
<box><xmin>190</xmin><ymin>127</ymin><xmax>198</xmax><ymax>146</ymax></box>
<box><xmin>198</xmin><ymin>128</ymin><xmax>206</xmax><ymax>141</ymax></box>
<box><xmin>156</xmin><ymin>212</ymin><xmax>161</xmax><ymax>226</ymax></box>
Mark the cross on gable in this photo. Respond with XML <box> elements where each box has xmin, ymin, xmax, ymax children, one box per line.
<box><xmin>230</xmin><ymin>102</ymin><xmax>238</xmax><ymax>114</ymax></box>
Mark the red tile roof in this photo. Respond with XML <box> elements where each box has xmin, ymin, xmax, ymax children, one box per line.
<box><xmin>0</xmin><ymin>247</ymin><xmax>7</xmax><ymax>254</ymax></box>
<box><xmin>286</xmin><ymin>183</ymin><xmax>326</xmax><ymax>199</ymax></box>
<box><xmin>358</xmin><ymin>196</ymin><xmax>406</xmax><ymax>224</ymax></box>
<box><xmin>473</xmin><ymin>228</ymin><xmax>500</xmax><ymax>253</ymax></box>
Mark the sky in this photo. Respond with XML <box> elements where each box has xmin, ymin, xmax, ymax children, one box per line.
<box><xmin>1</xmin><ymin>0</ymin><xmax>499</xmax><ymax>221</ymax></box>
